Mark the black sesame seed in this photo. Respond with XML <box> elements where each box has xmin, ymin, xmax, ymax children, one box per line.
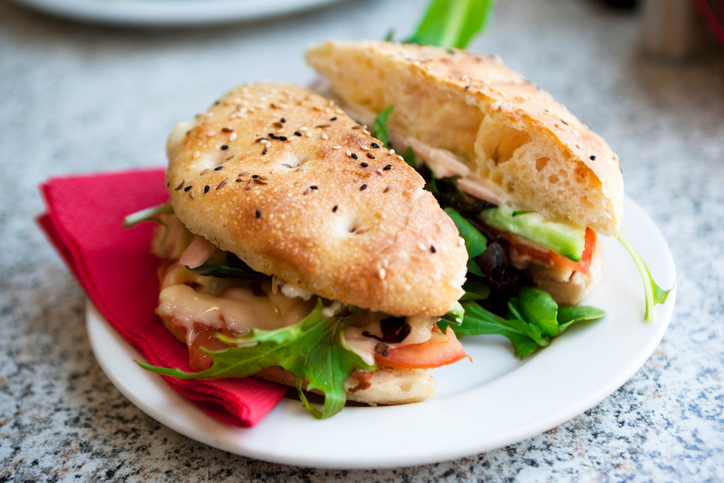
<box><xmin>262</xmin><ymin>148</ymin><xmax>268</xmax><ymax>155</ymax></box>
<box><xmin>330</xmin><ymin>117</ymin><xmax>337</xmax><ymax>121</ymax></box>
<box><xmin>204</xmin><ymin>185</ymin><xmax>210</xmax><ymax>194</ymax></box>
<box><xmin>333</xmin><ymin>205</ymin><xmax>338</xmax><ymax>212</ymax></box>
<box><xmin>590</xmin><ymin>155</ymin><xmax>597</xmax><ymax>160</ymax></box>
<box><xmin>220</xmin><ymin>145</ymin><xmax>229</xmax><ymax>150</ymax></box>
<box><xmin>280</xmin><ymin>117</ymin><xmax>286</xmax><ymax>123</ymax></box>
<box><xmin>351</xmin><ymin>153</ymin><xmax>358</xmax><ymax>160</ymax></box>
<box><xmin>360</xmin><ymin>162</ymin><xmax>369</xmax><ymax>167</ymax></box>
<box><xmin>279</xmin><ymin>136</ymin><xmax>287</xmax><ymax>141</ymax></box>
<box><xmin>214</xmin><ymin>166</ymin><xmax>223</xmax><ymax>171</ymax></box>
<box><xmin>294</xmin><ymin>131</ymin><xmax>302</xmax><ymax>136</ymax></box>
<box><xmin>184</xmin><ymin>186</ymin><xmax>192</xmax><ymax>192</ymax></box>
<box><xmin>383</xmin><ymin>164</ymin><xmax>392</xmax><ymax>170</ymax></box>
<box><xmin>255</xmin><ymin>210</ymin><xmax>261</xmax><ymax>219</ymax></box>
<box><xmin>465</xmin><ymin>85</ymin><xmax>471</xmax><ymax>90</ymax></box>
<box><xmin>268</xmin><ymin>133</ymin><xmax>278</xmax><ymax>139</ymax></box>
<box><xmin>366</xmin><ymin>153</ymin><xmax>375</xmax><ymax>159</ymax></box>
<box><xmin>430</xmin><ymin>245</ymin><xmax>436</xmax><ymax>253</ymax></box>
<box><xmin>360</xmin><ymin>184</ymin><xmax>368</xmax><ymax>191</ymax></box>
<box><xmin>311</xmin><ymin>185</ymin><xmax>318</xmax><ymax>190</ymax></box>
<box><xmin>252</xmin><ymin>175</ymin><xmax>260</xmax><ymax>179</ymax></box>
<box><xmin>371</xmin><ymin>142</ymin><xmax>380</xmax><ymax>149</ymax></box>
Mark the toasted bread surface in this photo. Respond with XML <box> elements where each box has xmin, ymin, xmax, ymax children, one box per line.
<box><xmin>306</xmin><ymin>41</ymin><xmax>625</xmax><ymax>236</ymax></box>
<box><xmin>166</xmin><ymin>82</ymin><xmax>467</xmax><ymax>316</ymax></box>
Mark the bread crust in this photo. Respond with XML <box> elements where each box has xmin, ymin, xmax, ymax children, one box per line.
<box><xmin>255</xmin><ymin>366</ymin><xmax>436</xmax><ymax>406</ymax></box>
<box><xmin>166</xmin><ymin>83</ymin><xmax>467</xmax><ymax>317</ymax></box>
<box><xmin>306</xmin><ymin>41</ymin><xmax>625</xmax><ymax>236</ymax></box>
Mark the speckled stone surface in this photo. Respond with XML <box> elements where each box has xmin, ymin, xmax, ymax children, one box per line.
<box><xmin>1</xmin><ymin>0</ymin><xmax>723</xmax><ymax>481</ymax></box>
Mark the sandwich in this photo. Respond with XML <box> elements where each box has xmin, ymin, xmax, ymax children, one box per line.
<box><xmin>133</xmin><ymin>82</ymin><xmax>471</xmax><ymax>419</ymax></box>
<box><xmin>305</xmin><ymin>40</ymin><xmax>625</xmax><ymax>306</ymax></box>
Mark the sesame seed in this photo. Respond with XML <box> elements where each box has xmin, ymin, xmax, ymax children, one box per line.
<box><xmin>352</xmin><ymin>125</ymin><xmax>363</xmax><ymax>130</ymax></box>
<box><xmin>346</xmin><ymin>150</ymin><xmax>352</xmax><ymax>157</ymax></box>
<box><xmin>294</xmin><ymin>131</ymin><xmax>302</xmax><ymax>136</ymax></box>
<box><xmin>371</xmin><ymin>142</ymin><xmax>380</xmax><ymax>149</ymax></box>
<box><xmin>333</xmin><ymin>146</ymin><xmax>342</xmax><ymax>150</ymax></box>
<box><xmin>360</xmin><ymin>145</ymin><xmax>369</xmax><ymax>151</ymax></box>
<box><xmin>221</xmin><ymin>145</ymin><xmax>229</xmax><ymax>150</ymax></box>
<box><xmin>214</xmin><ymin>166</ymin><xmax>223</xmax><ymax>171</ymax></box>
<box><xmin>256</xmin><ymin>210</ymin><xmax>261</xmax><ymax>218</ymax></box>
<box><xmin>280</xmin><ymin>117</ymin><xmax>286</xmax><ymax>123</ymax></box>
<box><xmin>590</xmin><ymin>155</ymin><xmax>597</xmax><ymax>161</ymax></box>
<box><xmin>222</xmin><ymin>127</ymin><xmax>233</xmax><ymax>133</ymax></box>
<box><xmin>299</xmin><ymin>126</ymin><xmax>308</xmax><ymax>131</ymax></box>
<box><xmin>378</xmin><ymin>268</ymin><xmax>386</xmax><ymax>280</ymax></box>
<box><xmin>397</xmin><ymin>155</ymin><xmax>404</xmax><ymax>162</ymax></box>
<box><xmin>188</xmin><ymin>191</ymin><xmax>194</xmax><ymax>199</ymax></box>
<box><xmin>360</xmin><ymin>184</ymin><xmax>367</xmax><ymax>191</ymax></box>
<box><xmin>246</xmin><ymin>180</ymin><xmax>253</xmax><ymax>190</ymax></box>
<box><xmin>200</xmin><ymin>168</ymin><xmax>210</xmax><ymax>176</ymax></box>
<box><xmin>279</xmin><ymin>136</ymin><xmax>287</xmax><ymax>141</ymax></box>
<box><xmin>377</xmin><ymin>169</ymin><xmax>383</xmax><ymax>175</ymax></box>
<box><xmin>321</xmin><ymin>133</ymin><xmax>328</xmax><ymax>140</ymax></box>
<box><xmin>229</xmin><ymin>132</ymin><xmax>237</xmax><ymax>141</ymax></box>
<box><xmin>384</xmin><ymin>185</ymin><xmax>393</xmax><ymax>193</ymax></box>
<box><xmin>204</xmin><ymin>185</ymin><xmax>210</xmax><ymax>194</ymax></box>
<box><xmin>216</xmin><ymin>178</ymin><xmax>228</xmax><ymax>190</ymax></box>
<box><xmin>175</xmin><ymin>180</ymin><xmax>185</xmax><ymax>191</ymax></box>
<box><xmin>269</xmin><ymin>133</ymin><xmax>278</xmax><ymax>139</ymax></box>
<box><xmin>305</xmin><ymin>131</ymin><xmax>312</xmax><ymax>137</ymax></box>
<box><xmin>238</xmin><ymin>171</ymin><xmax>251</xmax><ymax>176</ymax></box>
<box><xmin>418</xmin><ymin>242</ymin><xmax>426</xmax><ymax>251</ymax></box>
<box><xmin>206</xmin><ymin>131</ymin><xmax>216</xmax><ymax>137</ymax></box>
<box><xmin>184</xmin><ymin>186</ymin><xmax>192</xmax><ymax>192</ymax></box>
<box><xmin>235</xmin><ymin>178</ymin><xmax>243</xmax><ymax>183</ymax></box>
<box><xmin>351</xmin><ymin>153</ymin><xmax>358</xmax><ymax>160</ymax></box>
<box><xmin>279</xmin><ymin>103</ymin><xmax>289</xmax><ymax>109</ymax></box>
<box><xmin>252</xmin><ymin>175</ymin><xmax>259</xmax><ymax>178</ymax></box>
<box><xmin>330</xmin><ymin>117</ymin><xmax>337</xmax><ymax>121</ymax></box>
<box><xmin>360</xmin><ymin>162</ymin><xmax>369</xmax><ymax>167</ymax></box>
<box><xmin>389</xmin><ymin>149</ymin><xmax>395</xmax><ymax>154</ymax></box>
<box><xmin>262</xmin><ymin>148</ymin><xmax>268</xmax><ymax>155</ymax></box>
<box><xmin>367</xmin><ymin>153</ymin><xmax>375</xmax><ymax>159</ymax></box>
<box><xmin>333</xmin><ymin>205</ymin><xmax>338</xmax><ymax>212</ymax></box>
<box><xmin>383</xmin><ymin>164</ymin><xmax>392</xmax><ymax>170</ymax></box>
<box><xmin>430</xmin><ymin>245</ymin><xmax>436</xmax><ymax>253</ymax></box>
<box><xmin>311</xmin><ymin>185</ymin><xmax>318</xmax><ymax>190</ymax></box>
<box><xmin>273</xmin><ymin>122</ymin><xmax>283</xmax><ymax>128</ymax></box>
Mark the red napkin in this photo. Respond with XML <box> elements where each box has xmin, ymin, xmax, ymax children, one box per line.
<box><xmin>38</xmin><ymin>168</ymin><xmax>288</xmax><ymax>427</ymax></box>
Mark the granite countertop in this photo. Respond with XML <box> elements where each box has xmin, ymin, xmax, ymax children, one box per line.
<box><xmin>1</xmin><ymin>0</ymin><xmax>723</xmax><ymax>480</ymax></box>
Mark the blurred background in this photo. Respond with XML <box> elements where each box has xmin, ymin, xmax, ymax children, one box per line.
<box><xmin>1</xmin><ymin>0</ymin><xmax>723</xmax><ymax>480</ymax></box>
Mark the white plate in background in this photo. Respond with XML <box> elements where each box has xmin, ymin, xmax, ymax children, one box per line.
<box><xmin>11</xmin><ymin>0</ymin><xmax>350</xmax><ymax>27</ymax></box>
<box><xmin>86</xmin><ymin>197</ymin><xmax>676</xmax><ymax>469</ymax></box>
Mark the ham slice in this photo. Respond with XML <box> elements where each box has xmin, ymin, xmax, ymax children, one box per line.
<box><xmin>179</xmin><ymin>235</ymin><xmax>217</xmax><ymax>269</ymax></box>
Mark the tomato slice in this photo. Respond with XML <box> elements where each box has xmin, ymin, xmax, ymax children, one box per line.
<box><xmin>375</xmin><ymin>326</ymin><xmax>469</xmax><ymax>369</ymax></box>
<box><xmin>510</xmin><ymin>228</ymin><xmax>597</xmax><ymax>275</ymax></box>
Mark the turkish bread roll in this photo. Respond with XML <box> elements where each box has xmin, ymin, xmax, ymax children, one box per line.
<box><xmin>165</xmin><ymin>82</ymin><xmax>468</xmax><ymax>318</ymax></box>
<box><xmin>305</xmin><ymin>41</ymin><xmax>625</xmax><ymax>237</ymax></box>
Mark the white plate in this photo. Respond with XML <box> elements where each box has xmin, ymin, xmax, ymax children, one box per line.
<box><xmin>86</xmin><ymin>197</ymin><xmax>676</xmax><ymax>469</ymax></box>
<box><xmin>11</xmin><ymin>0</ymin><xmax>350</xmax><ymax>27</ymax></box>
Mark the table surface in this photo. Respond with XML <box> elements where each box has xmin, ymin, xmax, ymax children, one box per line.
<box><xmin>1</xmin><ymin>0</ymin><xmax>723</xmax><ymax>481</ymax></box>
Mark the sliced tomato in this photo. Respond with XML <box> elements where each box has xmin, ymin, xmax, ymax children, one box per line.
<box><xmin>187</xmin><ymin>324</ymin><xmax>229</xmax><ymax>372</ymax></box>
<box><xmin>510</xmin><ymin>228</ymin><xmax>597</xmax><ymax>275</ymax></box>
<box><xmin>375</xmin><ymin>326</ymin><xmax>469</xmax><ymax>369</ymax></box>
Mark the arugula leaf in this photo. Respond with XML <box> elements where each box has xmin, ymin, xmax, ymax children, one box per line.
<box><xmin>459</xmin><ymin>279</ymin><xmax>491</xmax><ymax>302</ymax></box>
<box><xmin>445</xmin><ymin>207</ymin><xmax>488</xmax><ymax>258</ymax></box>
<box><xmin>440</xmin><ymin>301</ymin><xmax>465</xmax><ymax>325</ymax></box>
<box><xmin>188</xmin><ymin>252</ymin><xmax>269</xmax><ymax>280</ymax></box>
<box><xmin>617</xmin><ymin>232</ymin><xmax>675</xmax><ymax>323</ymax></box>
<box><xmin>407</xmin><ymin>0</ymin><xmax>496</xmax><ymax>49</ymax></box>
<box><xmin>137</xmin><ymin>300</ymin><xmax>374</xmax><ymax>419</ymax></box>
<box><xmin>557</xmin><ymin>305</ymin><xmax>607</xmax><ymax>332</ymax></box>
<box><xmin>123</xmin><ymin>203</ymin><xmax>174</xmax><ymax>228</ymax></box>
<box><xmin>401</xmin><ymin>146</ymin><xmax>417</xmax><ymax>168</ymax></box>
<box><xmin>509</xmin><ymin>287</ymin><xmax>561</xmax><ymax>337</ymax></box>
<box><xmin>372</xmin><ymin>106</ymin><xmax>394</xmax><ymax>146</ymax></box>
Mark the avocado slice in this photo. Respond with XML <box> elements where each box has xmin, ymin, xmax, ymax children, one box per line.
<box><xmin>480</xmin><ymin>206</ymin><xmax>586</xmax><ymax>261</ymax></box>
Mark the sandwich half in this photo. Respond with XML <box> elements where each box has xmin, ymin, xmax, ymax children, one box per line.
<box><xmin>141</xmin><ymin>82</ymin><xmax>470</xmax><ymax>418</ymax></box>
<box><xmin>305</xmin><ymin>41</ymin><xmax>625</xmax><ymax>305</ymax></box>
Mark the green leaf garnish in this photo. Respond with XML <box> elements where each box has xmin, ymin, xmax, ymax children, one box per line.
<box><xmin>439</xmin><ymin>289</ymin><xmax>606</xmax><ymax>358</ymax></box>
<box><xmin>440</xmin><ymin>301</ymin><xmax>465</xmax><ymax>325</ymax></box>
<box><xmin>459</xmin><ymin>279</ymin><xmax>491</xmax><ymax>302</ymax></box>
<box><xmin>401</xmin><ymin>146</ymin><xmax>417</xmax><ymax>168</ymax></box>
<box><xmin>136</xmin><ymin>300</ymin><xmax>374</xmax><ymax>419</ymax></box>
<box><xmin>188</xmin><ymin>251</ymin><xmax>269</xmax><ymax>280</ymax></box>
<box><xmin>123</xmin><ymin>203</ymin><xmax>174</xmax><ymax>228</ymax></box>
<box><xmin>444</xmin><ymin>207</ymin><xmax>488</xmax><ymax>258</ymax></box>
<box><xmin>617</xmin><ymin>232</ymin><xmax>675</xmax><ymax>323</ymax></box>
<box><xmin>512</xmin><ymin>210</ymin><xmax>537</xmax><ymax>217</ymax></box>
<box><xmin>407</xmin><ymin>0</ymin><xmax>496</xmax><ymax>49</ymax></box>
<box><xmin>372</xmin><ymin>106</ymin><xmax>394</xmax><ymax>147</ymax></box>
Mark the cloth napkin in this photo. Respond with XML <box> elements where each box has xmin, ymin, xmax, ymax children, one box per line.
<box><xmin>38</xmin><ymin>168</ymin><xmax>288</xmax><ymax>427</ymax></box>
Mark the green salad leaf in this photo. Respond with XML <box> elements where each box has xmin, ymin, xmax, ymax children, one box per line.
<box><xmin>137</xmin><ymin>300</ymin><xmax>374</xmax><ymax>419</ymax></box>
<box><xmin>372</xmin><ymin>106</ymin><xmax>394</xmax><ymax>146</ymax></box>
<box><xmin>444</xmin><ymin>207</ymin><xmax>488</xmax><ymax>258</ymax></box>
<box><xmin>617</xmin><ymin>232</ymin><xmax>675</xmax><ymax>323</ymax></box>
<box><xmin>188</xmin><ymin>251</ymin><xmax>269</xmax><ymax>280</ymax></box>
<box><xmin>439</xmin><ymin>289</ymin><xmax>606</xmax><ymax>358</ymax></box>
<box><xmin>407</xmin><ymin>0</ymin><xmax>496</xmax><ymax>49</ymax></box>
<box><xmin>123</xmin><ymin>203</ymin><xmax>174</xmax><ymax>228</ymax></box>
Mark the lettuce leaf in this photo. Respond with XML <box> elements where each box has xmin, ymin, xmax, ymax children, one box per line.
<box><xmin>372</xmin><ymin>106</ymin><xmax>394</xmax><ymax>146</ymax></box>
<box><xmin>136</xmin><ymin>300</ymin><xmax>374</xmax><ymax>419</ymax></box>
<box><xmin>617</xmin><ymin>232</ymin><xmax>675</xmax><ymax>323</ymax></box>
<box><xmin>407</xmin><ymin>0</ymin><xmax>496</xmax><ymax>49</ymax></box>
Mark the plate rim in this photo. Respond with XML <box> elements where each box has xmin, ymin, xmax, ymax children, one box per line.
<box><xmin>85</xmin><ymin>196</ymin><xmax>677</xmax><ymax>469</ymax></box>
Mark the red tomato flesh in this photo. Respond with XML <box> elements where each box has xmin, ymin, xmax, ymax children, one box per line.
<box><xmin>375</xmin><ymin>326</ymin><xmax>469</xmax><ymax>369</ymax></box>
<box><xmin>510</xmin><ymin>228</ymin><xmax>597</xmax><ymax>275</ymax></box>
